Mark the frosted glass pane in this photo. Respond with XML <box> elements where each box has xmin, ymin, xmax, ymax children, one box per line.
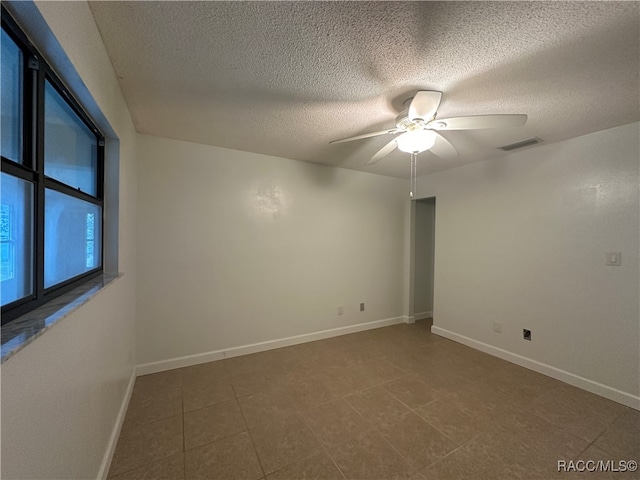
<box><xmin>1</xmin><ymin>29</ymin><xmax>23</xmax><ymax>163</ymax></box>
<box><xmin>1</xmin><ymin>173</ymin><xmax>33</xmax><ymax>305</ymax></box>
<box><xmin>45</xmin><ymin>189</ymin><xmax>101</xmax><ymax>288</ymax></box>
<box><xmin>44</xmin><ymin>81</ymin><xmax>97</xmax><ymax>195</ymax></box>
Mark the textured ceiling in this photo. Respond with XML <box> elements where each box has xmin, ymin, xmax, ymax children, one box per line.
<box><xmin>88</xmin><ymin>1</ymin><xmax>639</xmax><ymax>178</ymax></box>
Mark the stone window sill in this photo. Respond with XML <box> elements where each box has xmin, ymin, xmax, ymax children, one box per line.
<box><xmin>1</xmin><ymin>273</ymin><xmax>122</xmax><ymax>363</ymax></box>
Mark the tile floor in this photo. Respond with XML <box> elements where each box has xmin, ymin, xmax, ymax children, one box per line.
<box><xmin>108</xmin><ymin>320</ymin><xmax>639</xmax><ymax>480</ymax></box>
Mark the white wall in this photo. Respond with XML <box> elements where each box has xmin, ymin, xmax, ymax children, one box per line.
<box><xmin>413</xmin><ymin>199</ymin><xmax>435</xmax><ymax>316</ymax></box>
<box><xmin>417</xmin><ymin>123</ymin><xmax>640</xmax><ymax>406</ymax></box>
<box><xmin>136</xmin><ymin>135</ymin><xmax>408</xmax><ymax>366</ymax></box>
<box><xmin>1</xmin><ymin>2</ymin><xmax>138</xmax><ymax>479</ymax></box>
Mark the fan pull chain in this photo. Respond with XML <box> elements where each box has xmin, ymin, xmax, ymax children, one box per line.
<box><xmin>410</xmin><ymin>152</ymin><xmax>417</xmax><ymax>198</ymax></box>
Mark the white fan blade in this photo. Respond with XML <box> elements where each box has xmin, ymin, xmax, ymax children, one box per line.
<box><xmin>428</xmin><ymin>114</ymin><xmax>527</xmax><ymax>130</ymax></box>
<box><xmin>429</xmin><ymin>132</ymin><xmax>458</xmax><ymax>158</ymax></box>
<box><xmin>365</xmin><ymin>138</ymin><xmax>398</xmax><ymax>166</ymax></box>
<box><xmin>330</xmin><ymin>128</ymin><xmax>399</xmax><ymax>144</ymax></box>
<box><xmin>408</xmin><ymin>91</ymin><xmax>442</xmax><ymax>122</ymax></box>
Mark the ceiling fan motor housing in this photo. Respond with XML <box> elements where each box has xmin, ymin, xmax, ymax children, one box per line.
<box><xmin>395</xmin><ymin>111</ymin><xmax>425</xmax><ymax>131</ymax></box>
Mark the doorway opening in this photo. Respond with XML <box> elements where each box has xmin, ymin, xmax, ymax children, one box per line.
<box><xmin>412</xmin><ymin>197</ymin><xmax>435</xmax><ymax>327</ymax></box>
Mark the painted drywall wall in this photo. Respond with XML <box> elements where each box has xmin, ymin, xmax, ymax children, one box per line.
<box><xmin>1</xmin><ymin>2</ymin><xmax>137</xmax><ymax>479</ymax></box>
<box><xmin>136</xmin><ymin>134</ymin><xmax>408</xmax><ymax>366</ymax></box>
<box><xmin>414</xmin><ymin>198</ymin><xmax>435</xmax><ymax>317</ymax></box>
<box><xmin>417</xmin><ymin>122</ymin><xmax>640</xmax><ymax>403</ymax></box>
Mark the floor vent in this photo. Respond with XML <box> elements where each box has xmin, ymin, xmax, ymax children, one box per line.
<box><xmin>499</xmin><ymin>137</ymin><xmax>542</xmax><ymax>152</ymax></box>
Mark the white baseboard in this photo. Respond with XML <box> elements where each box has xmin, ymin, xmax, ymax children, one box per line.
<box><xmin>414</xmin><ymin>311</ymin><xmax>433</xmax><ymax>321</ymax></box>
<box><xmin>97</xmin><ymin>368</ymin><xmax>136</xmax><ymax>480</ymax></box>
<box><xmin>431</xmin><ymin>326</ymin><xmax>640</xmax><ymax>411</ymax></box>
<box><xmin>137</xmin><ymin>316</ymin><xmax>407</xmax><ymax>376</ymax></box>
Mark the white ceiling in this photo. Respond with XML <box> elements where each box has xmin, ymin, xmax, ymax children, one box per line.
<box><xmin>88</xmin><ymin>1</ymin><xmax>639</xmax><ymax>178</ymax></box>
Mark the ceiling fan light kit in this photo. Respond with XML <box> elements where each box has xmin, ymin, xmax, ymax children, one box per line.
<box><xmin>396</xmin><ymin>129</ymin><xmax>437</xmax><ymax>153</ymax></box>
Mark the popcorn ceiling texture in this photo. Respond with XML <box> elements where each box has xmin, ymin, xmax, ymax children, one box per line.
<box><xmin>89</xmin><ymin>1</ymin><xmax>639</xmax><ymax>178</ymax></box>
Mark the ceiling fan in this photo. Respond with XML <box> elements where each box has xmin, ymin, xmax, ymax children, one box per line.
<box><xmin>329</xmin><ymin>90</ymin><xmax>527</xmax><ymax>166</ymax></box>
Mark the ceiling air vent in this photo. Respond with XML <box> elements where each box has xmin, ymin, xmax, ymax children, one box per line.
<box><xmin>499</xmin><ymin>137</ymin><xmax>542</xmax><ymax>152</ymax></box>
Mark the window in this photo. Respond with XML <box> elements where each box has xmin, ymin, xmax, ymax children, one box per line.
<box><xmin>1</xmin><ymin>8</ymin><xmax>104</xmax><ymax>324</ymax></box>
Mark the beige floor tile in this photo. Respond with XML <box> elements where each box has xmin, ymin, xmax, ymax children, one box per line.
<box><xmin>230</xmin><ymin>349</ymin><xmax>302</xmax><ymax>383</ymax></box>
<box><xmin>184</xmin><ymin>399</ymin><xmax>247</xmax><ymax>450</ymax></box>
<box><xmin>124</xmin><ymin>391</ymin><xmax>183</xmax><ymax>427</ymax></box>
<box><xmin>295</xmin><ymin>342</ymin><xmax>351</xmax><ymax>371</ymax></box>
<box><xmin>327</xmin><ymin>430</ymin><xmax>414</xmax><ymax>480</ymax></box>
<box><xmin>420</xmin><ymin>360</ymin><xmax>493</xmax><ymax>393</ymax></box>
<box><xmin>420</xmin><ymin>447</ymin><xmax>499</xmax><ymax>480</ymax></box>
<box><xmin>531</xmin><ymin>384</ymin><xmax>628</xmax><ymax>442</ymax></box>
<box><xmin>250</xmin><ymin>413</ymin><xmax>322</xmax><ymax>475</ymax></box>
<box><xmin>481</xmin><ymin>363</ymin><xmax>560</xmax><ymax>408</ymax></box>
<box><xmin>109</xmin><ymin>416</ymin><xmax>183</xmax><ymax>477</ymax></box>
<box><xmin>184</xmin><ymin>431</ymin><xmax>263</xmax><ymax>480</ymax></box>
<box><xmin>493</xmin><ymin>409</ymin><xmax>590</xmax><ymax>459</ymax></box>
<box><xmin>436</xmin><ymin>343</ymin><xmax>504</xmax><ymax>374</ymax></box>
<box><xmin>108</xmin><ymin>453</ymin><xmax>184</xmax><ymax>480</ymax></box>
<box><xmin>438</xmin><ymin>378</ymin><xmax>518</xmax><ymax>423</ymax></box>
<box><xmin>125</xmin><ymin>371</ymin><xmax>183</xmax><ymax>426</ymax></box>
<box><xmin>223</xmin><ymin>352</ymin><xmax>268</xmax><ymax>377</ymax></box>
<box><xmin>414</xmin><ymin>398</ymin><xmax>489</xmax><ymax>446</ymax></box>
<box><xmin>322</xmin><ymin>363</ymin><xmax>376</xmax><ymax>397</ymax></box>
<box><xmin>377</xmin><ymin>412</ymin><xmax>459</xmax><ymax>471</ymax></box>
<box><xmin>182</xmin><ymin>360</ymin><xmax>229</xmax><ymax>382</ymax></box>
<box><xmin>289</xmin><ymin>375</ymin><xmax>339</xmax><ymax>410</ymax></box>
<box><xmin>345</xmin><ymin>386</ymin><xmax>411</xmax><ymax>424</ymax></box>
<box><xmin>359</xmin><ymin>358</ymin><xmax>405</xmax><ymax>385</ymax></box>
<box><xmin>383</xmin><ymin>376</ymin><xmax>439</xmax><ymax>409</ymax></box>
<box><xmin>464</xmin><ymin>428</ymin><xmax>569</xmax><ymax>480</ymax></box>
<box><xmin>374</xmin><ymin>326</ymin><xmax>438</xmax><ymax>351</ymax></box>
<box><xmin>303</xmin><ymin>398</ymin><xmax>371</xmax><ymax>446</ymax></box>
<box><xmin>593</xmin><ymin>408</ymin><xmax>640</xmax><ymax>460</ymax></box>
<box><xmin>239</xmin><ymin>390</ymin><xmax>298</xmax><ymax>429</ymax></box>
<box><xmin>383</xmin><ymin>349</ymin><xmax>435</xmax><ymax>374</ymax></box>
<box><xmin>231</xmin><ymin>369</ymin><xmax>284</xmax><ymax>397</ymax></box>
<box><xmin>134</xmin><ymin>369</ymin><xmax>183</xmax><ymax>396</ymax></box>
<box><xmin>345</xmin><ymin>344</ymin><xmax>385</xmax><ymax>365</ymax></box>
<box><xmin>266</xmin><ymin>451</ymin><xmax>344</xmax><ymax>479</ymax></box>
<box><xmin>183</xmin><ymin>374</ymin><xmax>235</xmax><ymax>413</ymax></box>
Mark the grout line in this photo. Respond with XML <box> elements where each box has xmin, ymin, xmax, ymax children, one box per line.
<box><xmin>298</xmin><ymin>411</ymin><xmax>348</xmax><ymax>480</ymax></box>
<box><xmin>577</xmin><ymin>408</ymin><xmax>625</xmax><ymax>459</ymax></box>
<box><xmin>237</xmin><ymin>393</ymin><xmax>267</xmax><ymax>479</ymax></box>
<box><xmin>176</xmin><ymin>369</ymin><xmax>186</xmax><ymax>479</ymax></box>
<box><xmin>362</xmin><ymin>381</ymin><xmax>467</xmax><ymax>469</ymax></box>
<box><xmin>370</xmin><ymin>424</ymin><xmax>421</xmax><ymax>476</ymax></box>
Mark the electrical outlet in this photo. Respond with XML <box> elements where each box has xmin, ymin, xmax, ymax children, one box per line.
<box><xmin>523</xmin><ymin>329</ymin><xmax>532</xmax><ymax>341</ymax></box>
<box><xmin>337</xmin><ymin>306</ymin><xmax>343</xmax><ymax>315</ymax></box>
<box><xmin>493</xmin><ymin>322</ymin><xmax>502</xmax><ymax>333</ymax></box>
<box><xmin>360</xmin><ymin>303</ymin><xmax>365</xmax><ymax>312</ymax></box>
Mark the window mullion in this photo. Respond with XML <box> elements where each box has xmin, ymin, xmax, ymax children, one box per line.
<box><xmin>32</xmin><ymin>55</ymin><xmax>45</xmax><ymax>301</ymax></box>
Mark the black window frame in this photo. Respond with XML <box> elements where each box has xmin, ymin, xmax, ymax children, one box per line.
<box><xmin>1</xmin><ymin>7</ymin><xmax>105</xmax><ymax>324</ymax></box>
